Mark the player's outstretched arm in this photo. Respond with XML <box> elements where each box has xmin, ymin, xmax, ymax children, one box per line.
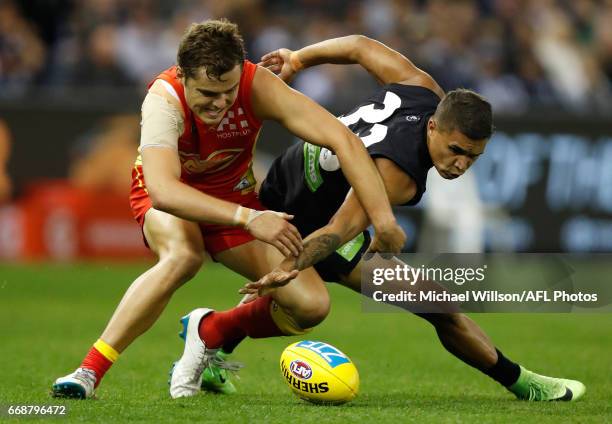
<box><xmin>239</xmin><ymin>191</ymin><xmax>369</xmax><ymax>298</ymax></box>
<box><xmin>251</xmin><ymin>66</ymin><xmax>404</xmax><ymax>246</ymax></box>
<box><xmin>240</xmin><ymin>158</ymin><xmax>416</xmax><ymax>297</ymax></box>
<box><xmin>260</xmin><ymin>35</ymin><xmax>444</xmax><ymax>97</ymax></box>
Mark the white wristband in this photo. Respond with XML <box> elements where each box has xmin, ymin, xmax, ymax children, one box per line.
<box><xmin>246</xmin><ymin>209</ymin><xmax>265</xmax><ymax>228</ymax></box>
<box><xmin>233</xmin><ymin>205</ymin><xmax>250</xmax><ymax>227</ymax></box>
<box><xmin>235</xmin><ymin>207</ymin><xmax>284</xmax><ymax>229</ymax></box>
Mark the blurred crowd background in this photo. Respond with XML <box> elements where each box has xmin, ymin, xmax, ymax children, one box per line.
<box><xmin>3</xmin><ymin>0</ymin><xmax>612</xmax><ymax>113</ymax></box>
<box><xmin>1</xmin><ymin>0</ymin><xmax>611</xmax><ymax>258</ymax></box>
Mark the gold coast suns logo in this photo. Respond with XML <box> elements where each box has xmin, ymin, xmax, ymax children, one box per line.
<box><xmin>180</xmin><ymin>149</ymin><xmax>243</xmax><ymax>175</ymax></box>
<box><xmin>216</xmin><ymin>107</ymin><xmax>252</xmax><ymax>138</ymax></box>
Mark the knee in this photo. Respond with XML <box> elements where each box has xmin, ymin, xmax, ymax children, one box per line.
<box><xmin>291</xmin><ymin>289</ymin><xmax>331</xmax><ymax>329</ymax></box>
<box><xmin>162</xmin><ymin>248</ymin><xmax>205</xmax><ymax>287</ymax></box>
<box><xmin>271</xmin><ymin>287</ymin><xmax>331</xmax><ymax>334</ymax></box>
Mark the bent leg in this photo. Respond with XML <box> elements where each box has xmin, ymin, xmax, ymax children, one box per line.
<box><xmin>216</xmin><ymin>240</ymin><xmax>330</xmax><ymax>328</ymax></box>
<box><xmin>197</xmin><ymin>241</ymin><xmax>330</xmax><ymax>351</ymax></box>
<box><xmin>340</xmin><ymin>256</ymin><xmax>586</xmax><ymax>400</ymax></box>
<box><xmin>340</xmin><ymin>257</ymin><xmax>516</xmax><ymax>382</ymax></box>
<box><xmin>415</xmin><ymin>313</ymin><xmax>497</xmax><ymax>369</ymax></box>
<box><xmin>101</xmin><ymin>208</ymin><xmax>206</xmax><ymax>352</ymax></box>
<box><xmin>54</xmin><ymin>208</ymin><xmax>207</xmax><ymax>398</ymax></box>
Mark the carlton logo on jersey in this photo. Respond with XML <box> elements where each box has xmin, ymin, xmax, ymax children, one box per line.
<box><xmin>280</xmin><ymin>341</ymin><xmax>359</xmax><ymax>404</ymax></box>
<box><xmin>179</xmin><ymin>149</ymin><xmax>244</xmax><ymax>175</ymax></box>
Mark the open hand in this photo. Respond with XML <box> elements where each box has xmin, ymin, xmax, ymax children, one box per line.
<box><xmin>238</xmin><ymin>268</ymin><xmax>300</xmax><ymax>301</ymax></box>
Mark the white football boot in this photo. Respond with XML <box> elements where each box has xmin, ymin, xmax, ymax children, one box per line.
<box><xmin>52</xmin><ymin>368</ymin><xmax>97</xmax><ymax>399</ymax></box>
<box><xmin>169</xmin><ymin>308</ymin><xmax>215</xmax><ymax>399</ymax></box>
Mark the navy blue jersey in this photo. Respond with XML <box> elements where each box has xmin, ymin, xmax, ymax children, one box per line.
<box><xmin>260</xmin><ymin>84</ymin><xmax>441</xmax><ymax>238</ymax></box>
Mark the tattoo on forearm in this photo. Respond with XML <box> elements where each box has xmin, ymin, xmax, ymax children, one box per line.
<box><xmin>293</xmin><ymin>234</ymin><xmax>341</xmax><ymax>270</ymax></box>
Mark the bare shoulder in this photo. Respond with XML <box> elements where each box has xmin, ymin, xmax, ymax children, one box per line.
<box><xmin>251</xmin><ymin>66</ymin><xmax>286</xmax><ymax>101</ymax></box>
<box><xmin>251</xmin><ymin>65</ymin><xmax>299</xmax><ymax>120</ymax></box>
<box><xmin>251</xmin><ymin>63</ymin><xmax>275</xmax><ymax>88</ymax></box>
<box><xmin>397</xmin><ymin>72</ymin><xmax>446</xmax><ymax>99</ymax></box>
<box><xmin>147</xmin><ymin>79</ymin><xmax>185</xmax><ymax>118</ymax></box>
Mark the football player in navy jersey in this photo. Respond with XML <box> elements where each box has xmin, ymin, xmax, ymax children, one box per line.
<box><xmin>204</xmin><ymin>35</ymin><xmax>585</xmax><ymax>401</ymax></box>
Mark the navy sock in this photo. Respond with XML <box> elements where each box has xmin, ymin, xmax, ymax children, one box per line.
<box><xmin>483</xmin><ymin>348</ymin><xmax>521</xmax><ymax>387</ymax></box>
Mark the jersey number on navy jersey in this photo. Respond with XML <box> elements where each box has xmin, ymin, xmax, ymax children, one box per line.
<box><xmin>318</xmin><ymin>91</ymin><xmax>402</xmax><ymax>172</ymax></box>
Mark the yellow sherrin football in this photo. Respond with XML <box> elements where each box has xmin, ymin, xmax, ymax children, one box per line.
<box><xmin>280</xmin><ymin>340</ymin><xmax>359</xmax><ymax>405</ymax></box>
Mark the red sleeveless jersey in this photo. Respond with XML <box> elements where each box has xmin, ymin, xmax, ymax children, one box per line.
<box><xmin>129</xmin><ymin>60</ymin><xmax>264</xmax><ymax>254</ymax></box>
<box><xmin>146</xmin><ymin>60</ymin><xmax>262</xmax><ymax>201</ymax></box>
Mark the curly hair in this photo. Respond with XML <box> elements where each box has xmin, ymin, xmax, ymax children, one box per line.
<box><xmin>177</xmin><ymin>19</ymin><xmax>246</xmax><ymax>81</ymax></box>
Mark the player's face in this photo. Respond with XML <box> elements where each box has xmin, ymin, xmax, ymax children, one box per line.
<box><xmin>427</xmin><ymin>118</ymin><xmax>487</xmax><ymax>179</ymax></box>
<box><xmin>180</xmin><ymin>64</ymin><xmax>241</xmax><ymax>126</ymax></box>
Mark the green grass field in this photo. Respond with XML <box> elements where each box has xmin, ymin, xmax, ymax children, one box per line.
<box><xmin>1</xmin><ymin>262</ymin><xmax>611</xmax><ymax>423</ymax></box>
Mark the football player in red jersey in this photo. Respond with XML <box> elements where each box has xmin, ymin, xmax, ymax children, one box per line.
<box><xmin>52</xmin><ymin>20</ymin><xmax>405</xmax><ymax>399</ymax></box>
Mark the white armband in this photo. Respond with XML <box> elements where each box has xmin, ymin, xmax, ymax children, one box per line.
<box><xmin>139</xmin><ymin>92</ymin><xmax>185</xmax><ymax>151</ymax></box>
<box><xmin>233</xmin><ymin>206</ymin><xmax>283</xmax><ymax>228</ymax></box>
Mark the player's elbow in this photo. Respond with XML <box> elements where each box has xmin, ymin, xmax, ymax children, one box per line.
<box><xmin>328</xmin><ymin>128</ymin><xmax>359</xmax><ymax>158</ymax></box>
<box><xmin>147</xmin><ymin>182</ymin><xmax>175</xmax><ymax>213</ymax></box>
<box><xmin>351</xmin><ymin>34</ymin><xmax>371</xmax><ymax>48</ymax></box>
<box><xmin>148</xmin><ymin>190</ymin><xmax>168</xmax><ymax>212</ymax></box>
<box><xmin>345</xmin><ymin>34</ymin><xmax>369</xmax><ymax>61</ymax></box>
<box><xmin>351</xmin><ymin>35</ymin><xmax>382</xmax><ymax>62</ymax></box>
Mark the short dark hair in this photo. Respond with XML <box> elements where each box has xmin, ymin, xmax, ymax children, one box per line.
<box><xmin>177</xmin><ymin>19</ymin><xmax>245</xmax><ymax>81</ymax></box>
<box><xmin>434</xmin><ymin>89</ymin><xmax>494</xmax><ymax>140</ymax></box>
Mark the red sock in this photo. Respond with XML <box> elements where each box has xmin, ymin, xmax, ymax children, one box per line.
<box><xmin>199</xmin><ymin>296</ymin><xmax>284</xmax><ymax>349</ymax></box>
<box><xmin>81</xmin><ymin>346</ymin><xmax>114</xmax><ymax>388</ymax></box>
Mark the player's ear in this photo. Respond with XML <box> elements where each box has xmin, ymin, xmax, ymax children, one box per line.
<box><xmin>176</xmin><ymin>66</ymin><xmax>185</xmax><ymax>83</ymax></box>
<box><xmin>427</xmin><ymin>117</ymin><xmax>436</xmax><ymax>133</ymax></box>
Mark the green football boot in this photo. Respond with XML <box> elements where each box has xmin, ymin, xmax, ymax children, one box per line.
<box><xmin>200</xmin><ymin>350</ymin><xmax>243</xmax><ymax>395</ymax></box>
<box><xmin>509</xmin><ymin>366</ymin><xmax>586</xmax><ymax>401</ymax></box>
